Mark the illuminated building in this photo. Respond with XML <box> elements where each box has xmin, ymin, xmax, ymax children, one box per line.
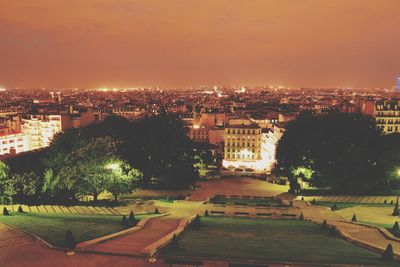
<box><xmin>0</xmin><ymin>127</ymin><xmax>27</xmax><ymax>156</ymax></box>
<box><xmin>222</xmin><ymin>119</ymin><xmax>283</xmax><ymax>173</ymax></box>
<box><xmin>21</xmin><ymin>114</ymin><xmax>63</xmax><ymax>150</ymax></box>
<box><xmin>360</xmin><ymin>100</ymin><xmax>400</xmax><ymax>134</ymax></box>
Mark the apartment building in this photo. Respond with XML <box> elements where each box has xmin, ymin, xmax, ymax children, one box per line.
<box><xmin>0</xmin><ymin>127</ymin><xmax>28</xmax><ymax>156</ymax></box>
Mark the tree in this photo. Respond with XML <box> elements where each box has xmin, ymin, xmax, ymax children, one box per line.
<box><xmin>3</xmin><ymin>207</ymin><xmax>9</xmax><ymax>216</ymax></box>
<box><xmin>170</xmin><ymin>234</ymin><xmax>180</xmax><ymax>250</ymax></box>
<box><xmin>392</xmin><ymin>221</ymin><xmax>399</xmax><ymax>231</ymax></box>
<box><xmin>275</xmin><ymin>112</ymin><xmax>383</xmax><ymax>194</ymax></box>
<box><xmin>65</xmin><ymin>229</ymin><xmax>76</xmax><ymax>249</ymax></box>
<box><xmin>0</xmin><ymin>161</ymin><xmax>12</xmax><ymax>204</ymax></box>
<box><xmin>105</xmin><ymin>161</ymin><xmax>143</xmax><ymax>202</ymax></box>
<box><xmin>126</xmin><ymin>114</ymin><xmax>198</xmax><ymax>189</ymax></box>
<box><xmin>10</xmin><ymin>172</ymin><xmax>38</xmax><ymax>204</ymax></box>
<box><xmin>382</xmin><ymin>244</ymin><xmax>394</xmax><ymax>261</ymax></box>
<box><xmin>42</xmin><ymin>169</ymin><xmax>60</xmax><ymax>200</ymax></box>
<box><xmin>59</xmin><ymin>136</ymin><xmax>122</xmax><ymax>202</ymax></box>
<box><xmin>393</xmin><ymin>197</ymin><xmax>399</xmax><ymax>216</ymax></box>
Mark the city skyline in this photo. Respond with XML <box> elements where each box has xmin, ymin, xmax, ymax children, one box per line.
<box><xmin>1</xmin><ymin>0</ymin><xmax>400</xmax><ymax>89</ymax></box>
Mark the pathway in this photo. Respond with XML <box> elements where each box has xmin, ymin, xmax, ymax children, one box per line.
<box><xmin>84</xmin><ymin>216</ymin><xmax>183</xmax><ymax>256</ymax></box>
<box><xmin>0</xmin><ymin>223</ymin><xmax>165</xmax><ymax>267</ymax></box>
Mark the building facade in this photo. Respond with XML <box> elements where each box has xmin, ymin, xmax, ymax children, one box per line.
<box><xmin>0</xmin><ymin>128</ymin><xmax>28</xmax><ymax>156</ymax></box>
<box><xmin>222</xmin><ymin>120</ymin><xmax>263</xmax><ymax>171</ymax></box>
<box><xmin>360</xmin><ymin>100</ymin><xmax>400</xmax><ymax>134</ymax></box>
<box><xmin>21</xmin><ymin>114</ymin><xmax>63</xmax><ymax>150</ymax></box>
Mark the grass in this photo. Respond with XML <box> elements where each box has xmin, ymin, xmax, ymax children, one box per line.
<box><xmin>0</xmin><ymin>212</ymin><xmax>147</xmax><ymax>248</ymax></box>
<box><xmin>210</xmin><ymin>197</ymin><xmax>284</xmax><ymax>207</ymax></box>
<box><xmin>162</xmin><ymin>217</ymin><xmax>388</xmax><ymax>265</ymax></box>
<box><xmin>314</xmin><ymin>201</ymin><xmax>393</xmax><ymax>210</ymax></box>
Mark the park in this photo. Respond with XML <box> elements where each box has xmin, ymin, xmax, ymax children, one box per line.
<box><xmin>2</xmin><ymin>114</ymin><xmax>400</xmax><ymax>266</ymax></box>
<box><xmin>1</xmin><ymin>177</ymin><xmax>400</xmax><ymax>266</ymax></box>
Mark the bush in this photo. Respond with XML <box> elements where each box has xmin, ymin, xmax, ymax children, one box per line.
<box><xmin>299</xmin><ymin>213</ymin><xmax>304</xmax><ymax>221</ymax></box>
<box><xmin>191</xmin><ymin>215</ymin><xmax>201</xmax><ymax>229</ymax></box>
<box><xmin>204</xmin><ymin>209</ymin><xmax>209</xmax><ymax>217</ymax></box>
<box><xmin>170</xmin><ymin>234</ymin><xmax>179</xmax><ymax>250</ymax></box>
<box><xmin>311</xmin><ymin>198</ymin><xmax>316</xmax><ymax>204</ymax></box>
<box><xmin>351</xmin><ymin>214</ymin><xmax>357</xmax><ymax>222</ymax></box>
<box><xmin>328</xmin><ymin>227</ymin><xmax>338</xmax><ymax>237</ymax></box>
<box><xmin>393</xmin><ymin>197</ymin><xmax>399</xmax><ymax>215</ymax></box>
<box><xmin>331</xmin><ymin>204</ymin><xmax>338</xmax><ymax>211</ymax></box>
<box><xmin>65</xmin><ymin>229</ymin><xmax>76</xmax><ymax>249</ymax></box>
<box><xmin>18</xmin><ymin>206</ymin><xmax>23</xmax><ymax>213</ymax></box>
<box><xmin>121</xmin><ymin>215</ymin><xmax>127</xmax><ymax>226</ymax></box>
<box><xmin>301</xmin><ymin>196</ymin><xmax>304</xmax><ymax>201</ymax></box>
<box><xmin>3</xmin><ymin>207</ymin><xmax>9</xmax><ymax>216</ymax></box>
<box><xmin>393</xmin><ymin>221</ymin><xmax>400</xmax><ymax>231</ymax></box>
<box><xmin>382</xmin><ymin>244</ymin><xmax>394</xmax><ymax>261</ymax></box>
<box><xmin>128</xmin><ymin>211</ymin><xmax>137</xmax><ymax>226</ymax></box>
<box><xmin>154</xmin><ymin>208</ymin><xmax>160</xmax><ymax>214</ymax></box>
<box><xmin>321</xmin><ymin>220</ymin><xmax>328</xmax><ymax>230</ymax></box>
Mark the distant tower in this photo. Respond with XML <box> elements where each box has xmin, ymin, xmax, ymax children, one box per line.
<box><xmin>397</xmin><ymin>77</ymin><xmax>400</xmax><ymax>93</ymax></box>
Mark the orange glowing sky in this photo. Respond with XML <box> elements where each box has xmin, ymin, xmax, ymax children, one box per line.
<box><xmin>0</xmin><ymin>0</ymin><xmax>399</xmax><ymax>89</ymax></box>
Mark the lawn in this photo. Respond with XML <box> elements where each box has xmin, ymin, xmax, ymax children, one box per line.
<box><xmin>210</xmin><ymin>196</ymin><xmax>284</xmax><ymax>207</ymax></box>
<box><xmin>314</xmin><ymin>201</ymin><xmax>393</xmax><ymax>210</ymax></box>
<box><xmin>163</xmin><ymin>217</ymin><xmax>388</xmax><ymax>265</ymax></box>
<box><xmin>0</xmin><ymin>212</ymin><xmax>144</xmax><ymax>248</ymax></box>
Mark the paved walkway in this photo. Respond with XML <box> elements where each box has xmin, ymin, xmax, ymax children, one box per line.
<box><xmin>0</xmin><ymin>223</ymin><xmax>165</xmax><ymax>267</ymax></box>
<box><xmin>85</xmin><ymin>216</ymin><xmax>182</xmax><ymax>256</ymax></box>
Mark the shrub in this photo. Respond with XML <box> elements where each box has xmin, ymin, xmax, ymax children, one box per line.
<box><xmin>154</xmin><ymin>208</ymin><xmax>160</xmax><ymax>214</ymax></box>
<box><xmin>3</xmin><ymin>207</ymin><xmax>9</xmax><ymax>216</ymax></box>
<box><xmin>351</xmin><ymin>214</ymin><xmax>357</xmax><ymax>222</ymax></box>
<box><xmin>384</xmin><ymin>199</ymin><xmax>387</xmax><ymax>204</ymax></box>
<box><xmin>204</xmin><ymin>209</ymin><xmax>209</xmax><ymax>217</ymax></box>
<box><xmin>299</xmin><ymin>213</ymin><xmax>304</xmax><ymax>221</ymax></box>
<box><xmin>321</xmin><ymin>220</ymin><xmax>328</xmax><ymax>230</ymax></box>
<box><xmin>128</xmin><ymin>211</ymin><xmax>137</xmax><ymax>226</ymax></box>
<box><xmin>382</xmin><ymin>244</ymin><xmax>394</xmax><ymax>261</ymax></box>
<box><xmin>393</xmin><ymin>221</ymin><xmax>399</xmax><ymax>231</ymax></box>
<box><xmin>121</xmin><ymin>215</ymin><xmax>127</xmax><ymax>226</ymax></box>
<box><xmin>18</xmin><ymin>206</ymin><xmax>23</xmax><ymax>213</ymax></box>
<box><xmin>191</xmin><ymin>215</ymin><xmax>201</xmax><ymax>229</ymax></box>
<box><xmin>328</xmin><ymin>227</ymin><xmax>338</xmax><ymax>237</ymax></box>
<box><xmin>170</xmin><ymin>234</ymin><xmax>179</xmax><ymax>250</ymax></box>
<box><xmin>301</xmin><ymin>196</ymin><xmax>304</xmax><ymax>201</ymax></box>
<box><xmin>311</xmin><ymin>198</ymin><xmax>316</xmax><ymax>204</ymax></box>
<box><xmin>331</xmin><ymin>204</ymin><xmax>338</xmax><ymax>211</ymax></box>
<box><xmin>393</xmin><ymin>197</ymin><xmax>399</xmax><ymax>216</ymax></box>
<box><xmin>65</xmin><ymin>230</ymin><xmax>76</xmax><ymax>249</ymax></box>
<box><xmin>391</xmin><ymin>200</ymin><xmax>394</xmax><ymax>205</ymax></box>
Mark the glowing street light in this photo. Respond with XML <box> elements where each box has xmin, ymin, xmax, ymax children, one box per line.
<box><xmin>106</xmin><ymin>163</ymin><xmax>119</xmax><ymax>171</ymax></box>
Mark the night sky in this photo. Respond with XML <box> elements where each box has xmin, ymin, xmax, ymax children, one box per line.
<box><xmin>1</xmin><ymin>0</ymin><xmax>399</xmax><ymax>88</ymax></box>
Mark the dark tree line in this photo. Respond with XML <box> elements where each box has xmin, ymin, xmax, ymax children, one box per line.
<box><xmin>275</xmin><ymin>112</ymin><xmax>400</xmax><ymax>194</ymax></box>
<box><xmin>1</xmin><ymin>114</ymin><xmax>204</xmax><ymax>204</ymax></box>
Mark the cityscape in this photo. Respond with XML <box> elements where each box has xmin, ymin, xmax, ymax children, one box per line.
<box><xmin>1</xmin><ymin>1</ymin><xmax>400</xmax><ymax>267</ymax></box>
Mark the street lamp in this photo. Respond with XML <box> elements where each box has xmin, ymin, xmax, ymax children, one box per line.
<box><xmin>106</xmin><ymin>163</ymin><xmax>119</xmax><ymax>171</ymax></box>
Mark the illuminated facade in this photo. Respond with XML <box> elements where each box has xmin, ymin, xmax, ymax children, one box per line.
<box><xmin>222</xmin><ymin>118</ymin><xmax>283</xmax><ymax>173</ymax></box>
<box><xmin>360</xmin><ymin>100</ymin><xmax>400</xmax><ymax>134</ymax></box>
<box><xmin>0</xmin><ymin>128</ymin><xmax>28</xmax><ymax>156</ymax></box>
<box><xmin>21</xmin><ymin>114</ymin><xmax>63</xmax><ymax>150</ymax></box>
